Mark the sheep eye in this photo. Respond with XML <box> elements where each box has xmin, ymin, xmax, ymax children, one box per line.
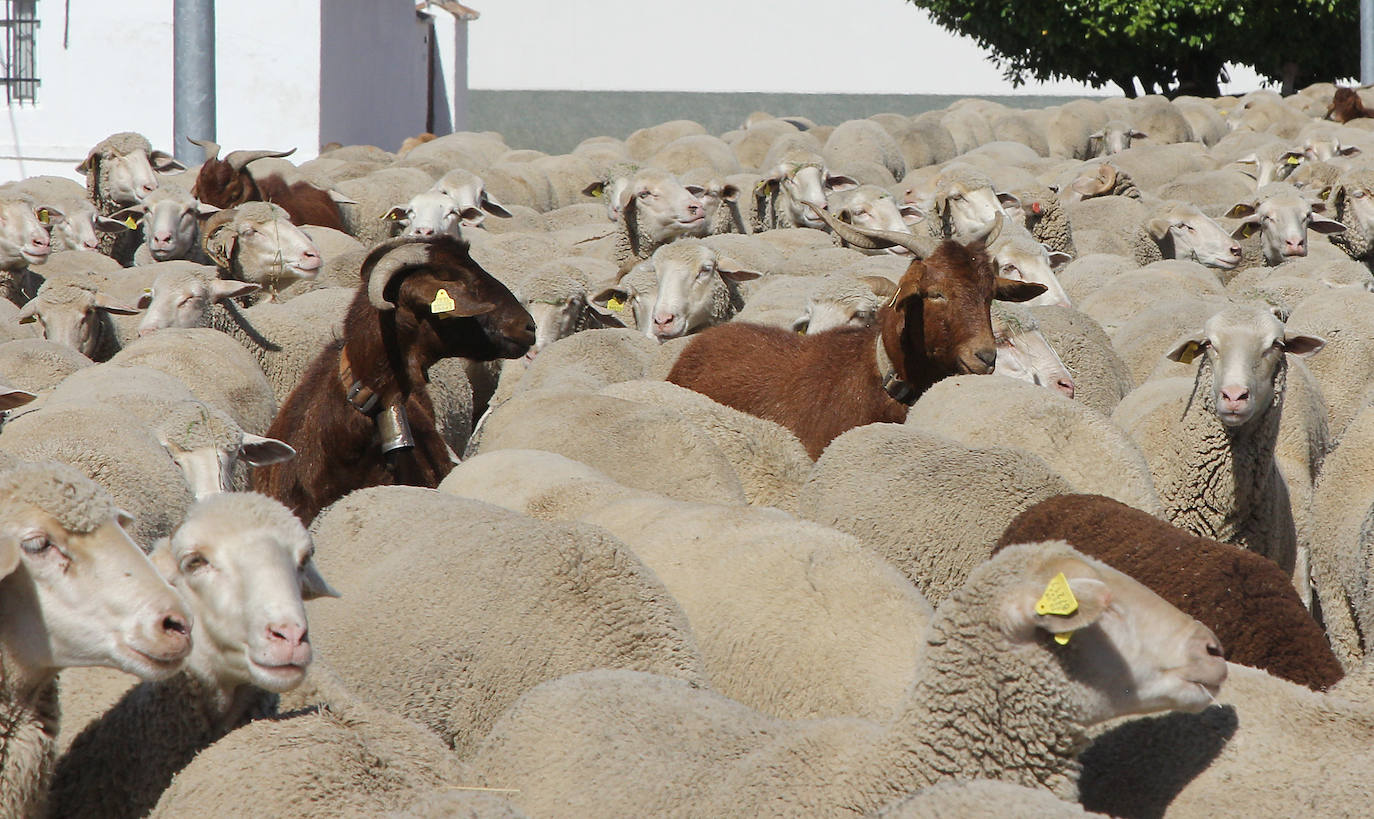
<box><xmin>180</xmin><ymin>554</ymin><xmax>209</xmax><ymax>573</ymax></box>
<box><xmin>20</xmin><ymin>534</ymin><xmax>49</xmax><ymax>555</ymax></box>
<box><xmin>638</xmin><ymin>190</ymin><xmax>653</xmax><ymax>200</ymax></box>
<box><xmin>1355</xmin><ymin>189</ymin><xmax>1368</xmax><ymax>199</ymax></box>
<box><xmin>178</xmin><ymin>295</ymin><xmax>196</xmax><ymax>307</ymax></box>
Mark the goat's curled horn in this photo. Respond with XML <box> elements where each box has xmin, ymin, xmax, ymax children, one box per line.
<box><xmin>806</xmin><ymin>202</ymin><xmax>938</xmax><ymax>258</ymax></box>
<box><xmin>225</xmin><ymin>148</ymin><xmax>298</xmax><ymax>172</ymax></box>
<box><xmin>188</xmin><ymin>137</ymin><xmax>221</xmax><ymax>163</ymax></box>
<box><xmin>363</xmin><ymin>238</ymin><xmax>439</xmax><ymax>311</ymax></box>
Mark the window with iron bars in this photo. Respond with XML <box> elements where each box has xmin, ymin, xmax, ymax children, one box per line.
<box><xmin>0</xmin><ymin>0</ymin><xmax>37</xmax><ymax>104</ymax></box>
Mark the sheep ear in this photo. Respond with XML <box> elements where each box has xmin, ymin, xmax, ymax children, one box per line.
<box><xmin>1129</xmin><ymin>130</ymin><xmax>1148</xmax><ymax>140</ymax></box>
<box><xmin>239</xmin><ymin>433</ymin><xmax>296</xmax><ymax>467</ymax></box>
<box><xmin>1002</xmin><ymin>568</ymin><xmax>1112</xmax><ymax>644</ymax></box>
<box><xmin>1282</xmin><ymin>333</ymin><xmax>1326</xmax><ymax>358</ymax></box>
<box><xmin>1230</xmin><ymin>220</ymin><xmax>1261</xmax><ymax>240</ymax></box>
<box><xmin>1227</xmin><ymin>202</ymin><xmax>1258</xmax><ymax>219</ymax></box>
<box><xmin>93</xmin><ymin>214</ymin><xmax>130</xmax><ymax>233</ymax></box>
<box><xmin>1309</xmin><ymin>217</ymin><xmax>1346</xmax><ymax>235</ymax></box>
<box><xmin>996</xmin><ymin>191</ymin><xmax>1021</xmax><ymax>209</ymax></box>
<box><xmin>328</xmin><ymin>190</ymin><xmax>357</xmax><ymax>205</ymax></box>
<box><xmin>149</xmin><ymin>151</ymin><xmax>186</xmax><ymax>173</ymax></box>
<box><xmin>34</xmin><ymin>205</ymin><xmax>64</xmax><ymax>226</ymax></box>
<box><xmin>591</xmin><ymin>285</ymin><xmax>632</xmax><ymax>312</ymax></box>
<box><xmin>194</xmin><ymin>201</ymin><xmax>221</xmax><ymax>216</ymax></box>
<box><xmin>858</xmin><ymin>275</ymin><xmax>899</xmax><ymax>299</ymax></box>
<box><xmin>1088</xmin><ymin>131</ymin><xmax>1104</xmax><ymax>142</ymax></box>
<box><xmin>719</xmin><ymin>183</ymin><xmax>740</xmax><ymax>203</ymax></box>
<box><xmin>207</xmin><ymin>279</ymin><xmax>261</xmax><ymax>301</ymax></box>
<box><xmin>300</xmin><ymin>558</ymin><xmax>341</xmax><ymax>600</ymax></box>
<box><xmin>1046</xmin><ymin>249</ymin><xmax>1073</xmax><ymax>269</ymax></box>
<box><xmin>1339</xmin><ymin>145</ymin><xmax>1362</xmax><ymax>157</ymax></box>
<box><xmin>1145</xmin><ymin>217</ymin><xmax>1175</xmax><ymax>240</ymax></box>
<box><xmin>480</xmin><ymin>192</ymin><xmax>513</xmax><ymax>218</ymax></box>
<box><xmin>380</xmin><ymin>206</ymin><xmax>408</xmax><ymax>223</ymax></box>
<box><xmin>824</xmin><ymin>173</ymin><xmax>859</xmax><ymax>193</ymax></box>
<box><xmin>790</xmin><ymin>313</ymin><xmax>810</xmax><ymax>333</ymax></box>
<box><xmin>1279</xmin><ymin>151</ymin><xmax>1306</xmax><ymax>167</ymax></box>
<box><xmin>582</xmin><ymin>180</ymin><xmax>606</xmax><ymax>198</ymax></box>
<box><xmin>994</xmin><ymin>279</ymin><xmax>1047</xmax><ymax>302</ymax></box>
<box><xmin>94</xmin><ymin>295</ymin><xmax>141</xmax><ymax>316</ymax></box>
<box><xmin>716</xmin><ymin>257</ymin><xmax>761</xmax><ymax>283</ymax></box>
<box><xmin>16</xmin><ymin>300</ymin><xmax>37</xmax><ymax>324</ymax></box>
<box><xmin>110</xmin><ymin>206</ymin><xmax>145</xmax><ymax>227</ymax></box>
<box><xmin>0</xmin><ymin>386</ymin><xmax>34</xmax><ymax>411</ymax></box>
<box><xmin>1165</xmin><ymin>332</ymin><xmax>1208</xmax><ymax>364</ymax></box>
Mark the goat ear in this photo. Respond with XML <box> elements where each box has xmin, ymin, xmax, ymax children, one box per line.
<box><xmin>1000</xmin><ymin>563</ymin><xmax>1111</xmax><ymax>644</ymax></box>
<box><xmin>1282</xmin><ymin>332</ymin><xmax>1326</xmax><ymax>358</ymax></box>
<box><xmin>480</xmin><ymin>192</ymin><xmax>513</xmax><ymax>219</ymax></box>
<box><xmin>889</xmin><ymin>274</ymin><xmax>924</xmax><ymax>309</ymax></box>
<box><xmin>239</xmin><ymin>433</ymin><xmax>296</xmax><ymax>467</ymax></box>
<box><xmin>994</xmin><ymin>279</ymin><xmax>1047</xmax><ymax>302</ymax></box>
<box><xmin>300</xmin><ymin>557</ymin><xmax>341</xmax><ymax>600</ymax></box>
<box><xmin>149</xmin><ymin>151</ymin><xmax>186</xmax><ymax>173</ymax></box>
<box><xmin>408</xmin><ymin>277</ymin><xmax>500</xmax><ymax>318</ymax></box>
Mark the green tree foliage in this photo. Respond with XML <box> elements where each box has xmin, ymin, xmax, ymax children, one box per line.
<box><xmin>906</xmin><ymin>0</ymin><xmax>1357</xmax><ymax>96</ymax></box>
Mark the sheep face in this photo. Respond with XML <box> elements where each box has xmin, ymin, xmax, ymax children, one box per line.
<box><xmin>990</xmin><ymin>310</ymin><xmax>1075</xmax><ymax>398</ymax></box>
<box><xmin>137</xmin><ymin>273</ymin><xmax>259</xmax><ymax>335</ymax></box>
<box><xmin>432</xmin><ymin>169</ymin><xmax>511</xmax><ymax>229</ymax></box>
<box><xmin>522</xmin><ymin>294</ymin><xmax>603</xmax><ymax>358</ymax></box>
<box><xmin>0</xmin><ymin>473</ymin><xmax>192</xmax><ymax>680</ymax></box>
<box><xmin>1166</xmin><ymin>306</ymin><xmax>1325</xmax><ymax>427</ymax></box>
<box><xmin>765</xmin><ymin>162</ymin><xmax>857</xmax><ymax>230</ymax></box>
<box><xmin>18</xmin><ymin>281</ymin><xmax>139</xmax><ymax>357</ymax></box>
<box><xmin>46</xmin><ymin>202</ymin><xmax>124</xmax><ymax>253</ymax></box>
<box><xmin>118</xmin><ymin>190</ymin><xmax>216</xmax><ymax>262</ymax></box>
<box><xmin>204</xmin><ymin>205</ymin><xmax>322</xmax><ymax>291</ymax></box>
<box><xmin>81</xmin><ymin>146</ymin><xmax>183</xmax><ymax>206</ymax></box>
<box><xmin>0</xmin><ymin>199</ymin><xmax>54</xmax><ymax>268</ymax></box>
<box><xmin>1229</xmin><ymin>187</ymin><xmax>1347</xmax><ymax>264</ymax></box>
<box><xmin>1330</xmin><ymin>181</ymin><xmax>1374</xmax><ymax>249</ymax></box>
<box><xmin>937</xmin><ymin>180</ymin><xmax>1017</xmax><ymax>244</ymax></box>
<box><xmin>684</xmin><ymin>179</ymin><xmax>740</xmax><ymax>238</ymax></box>
<box><xmin>990</xmin><ymin>238</ymin><xmax>1072</xmax><ymax>308</ymax></box>
<box><xmin>1236</xmin><ymin>149</ymin><xmax>1305</xmax><ymax>188</ymax></box>
<box><xmin>992</xmin><ymin>544</ymin><xmax>1226</xmax><ymax>721</ymax></box>
<box><xmin>638</xmin><ymin>241</ymin><xmax>760</xmax><ymax>341</ymax></box>
<box><xmin>1087</xmin><ymin>121</ymin><xmax>1146</xmax><ymax>157</ymax></box>
<box><xmin>1146</xmin><ymin>204</ymin><xmax>1243</xmax><ymax>270</ymax></box>
<box><xmin>382</xmin><ymin>190</ymin><xmax>467</xmax><ymax>240</ymax></box>
<box><xmin>152</xmin><ymin>494</ymin><xmax>336</xmax><ymax>692</ymax></box>
<box><xmin>828</xmin><ymin>186</ymin><xmax>923</xmax><ymax>256</ymax></box>
<box><xmin>621</xmin><ymin>168</ymin><xmax>707</xmax><ymax>244</ymax></box>
<box><xmin>153</xmin><ymin>404</ymin><xmax>295</xmax><ymax>499</ymax></box>
<box><xmin>1300</xmin><ymin>135</ymin><xmax>1359</xmax><ymax>163</ymax></box>
<box><xmin>793</xmin><ymin>276</ymin><xmax>896</xmax><ymax>334</ymax></box>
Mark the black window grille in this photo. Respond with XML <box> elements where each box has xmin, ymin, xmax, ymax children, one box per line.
<box><xmin>0</xmin><ymin>0</ymin><xmax>37</xmax><ymax>104</ymax></box>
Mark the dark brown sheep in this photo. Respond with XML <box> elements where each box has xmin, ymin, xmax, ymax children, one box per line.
<box><xmin>667</xmin><ymin>212</ymin><xmax>1044</xmax><ymax>459</ymax></box>
<box><xmin>253</xmin><ymin>236</ymin><xmax>535</xmax><ymax>523</ymax></box>
<box><xmin>1328</xmin><ymin>87</ymin><xmax>1371</xmax><ymax>124</ymax></box>
<box><xmin>997</xmin><ymin>493</ymin><xmax>1343</xmax><ymax>691</ymax></box>
<box><xmin>189</xmin><ymin>140</ymin><xmax>346</xmax><ymax>231</ymax></box>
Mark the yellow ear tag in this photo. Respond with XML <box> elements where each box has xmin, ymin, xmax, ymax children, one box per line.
<box><xmin>1054</xmin><ymin>632</ymin><xmax>1073</xmax><ymax>646</ymax></box>
<box><xmin>1036</xmin><ymin>572</ymin><xmax>1079</xmax><ymax>617</ymax></box>
<box><xmin>1176</xmin><ymin>340</ymin><xmax>1201</xmax><ymax>365</ymax></box>
<box><xmin>123</xmin><ymin>215</ymin><xmax>138</xmax><ymax>230</ymax></box>
<box><xmin>590</xmin><ymin>188</ymin><xmax>604</xmax><ymax>198</ymax></box>
<box><xmin>1287</xmin><ymin>156</ymin><xmax>1302</xmax><ymax>165</ymax></box>
<box><xmin>36</xmin><ymin>208</ymin><xmax>49</xmax><ymax>224</ymax></box>
<box><xmin>430</xmin><ymin>288</ymin><xmax>456</xmax><ymax>314</ymax></box>
<box><xmin>606</xmin><ymin>296</ymin><xmax>625</xmax><ymax>311</ymax></box>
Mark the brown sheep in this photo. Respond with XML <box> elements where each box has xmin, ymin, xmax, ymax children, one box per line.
<box><xmin>997</xmin><ymin>493</ymin><xmax>1343</xmax><ymax>691</ymax></box>
<box><xmin>1328</xmin><ymin>87</ymin><xmax>1372</xmax><ymax>123</ymax></box>
<box><xmin>189</xmin><ymin>140</ymin><xmax>346</xmax><ymax>231</ymax></box>
<box><xmin>667</xmin><ymin>212</ymin><xmax>1044</xmax><ymax>459</ymax></box>
<box><xmin>253</xmin><ymin>236</ymin><xmax>535</xmax><ymax>522</ymax></box>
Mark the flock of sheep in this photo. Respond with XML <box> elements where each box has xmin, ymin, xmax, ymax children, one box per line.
<box><xmin>3</xmin><ymin>80</ymin><xmax>1374</xmax><ymax>817</ymax></box>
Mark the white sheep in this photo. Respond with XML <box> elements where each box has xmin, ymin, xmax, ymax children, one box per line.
<box><xmin>121</xmin><ymin>183</ymin><xmax>217</xmax><ymax>266</ymax></box>
<box><xmin>1111</xmin><ymin>305</ymin><xmax>1325</xmax><ymax>585</ymax></box>
<box><xmin>49</xmin><ymin>493</ymin><xmax>337</xmax><ymax>819</ymax></box>
<box><xmin>200</xmin><ymin>203</ymin><xmax>323</xmax><ymax>297</ymax></box>
<box><xmin>593</xmin><ymin>239</ymin><xmax>759</xmax><ymax>341</ymax></box>
<box><xmin>1227</xmin><ymin>182</ymin><xmax>1347</xmax><ymax>266</ymax></box>
<box><xmin>14</xmin><ymin>271</ymin><xmax>140</xmax><ymax>361</ymax></box>
<box><xmin>0</xmin><ymin>337</ymin><xmax>92</xmax><ymax>392</ymax></box>
<box><xmin>752</xmin><ymin>149</ymin><xmax>859</xmax><ymax>232</ymax></box>
<box><xmin>0</xmin><ymin>460</ymin><xmax>191</xmax><ymax>817</ymax></box>
<box><xmin>0</xmin><ymin>195</ymin><xmax>56</xmax><ymax>305</ymax></box>
<box><xmin>470</xmin><ymin>541</ymin><xmax>1226</xmax><ymax>816</ymax></box>
<box><xmin>513</xmin><ymin>259</ymin><xmax>625</xmax><ymax>358</ymax></box>
<box><xmin>76</xmin><ymin>132</ymin><xmax>185</xmax><ymax>265</ymax></box>
<box><xmin>988</xmin><ymin>229</ymin><xmax>1073</xmax><ymax>307</ymax></box>
<box><xmin>0</xmin><ymin>175</ymin><xmax>127</xmax><ymax>253</ymax></box>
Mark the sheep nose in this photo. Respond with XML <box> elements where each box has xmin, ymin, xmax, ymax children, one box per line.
<box><xmin>1220</xmin><ymin>386</ymin><xmax>1249</xmax><ymax>406</ymax></box>
<box><xmin>1206</xmin><ymin>640</ymin><xmax>1225</xmax><ymax>658</ymax></box>
<box><xmin>266</xmin><ymin>622</ymin><xmax>307</xmax><ymax>647</ymax></box>
<box><xmin>154</xmin><ymin>231</ymin><xmax>173</xmax><ymax>243</ymax></box>
<box><xmin>140</xmin><ymin>181</ymin><xmax>157</xmax><ymax>195</ymax></box>
<box><xmin>975</xmin><ymin>349</ymin><xmax>997</xmax><ymax>370</ymax></box>
<box><xmin>1055</xmin><ymin>377</ymin><xmax>1075</xmax><ymax>399</ymax></box>
<box><xmin>1228</xmin><ymin>244</ymin><xmax>1242</xmax><ymax>258</ymax></box>
<box><xmin>415</xmin><ymin>226</ymin><xmax>435</xmax><ymax>236</ymax></box>
<box><xmin>31</xmin><ymin>231</ymin><xmax>49</xmax><ymax>248</ymax></box>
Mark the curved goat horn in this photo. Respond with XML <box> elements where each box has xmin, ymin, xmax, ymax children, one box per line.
<box><xmin>807</xmin><ymin>202</ymin><xmax>937</xmax><ymax>258</ymax></box>
<box><xmin>363</xmin><ymin>238</ymin><xmax>437</xmax><ymax>311</ymax></box>
<box><xmin>224</xmin><ymin>148</ymin><xmax>298</xmax><ymax>172</ymax></box>
<box><xmin>187</xmin><ymin>137</ymin><xmax>221</xmax><ymax>163</ymax></box>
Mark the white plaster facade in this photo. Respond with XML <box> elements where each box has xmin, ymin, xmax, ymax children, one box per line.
<box><xmin>0</xmin><ymin>0</ymin><xmax>469</xmax><ymax>183</ymax></box>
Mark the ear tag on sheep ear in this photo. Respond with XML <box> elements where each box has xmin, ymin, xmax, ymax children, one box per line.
<box><xmin>1036</xmin><ymin>572</ymin><xmax>1079</xmax><ymax>617</ymax></box>
<box><xmin>430</xmin><ymin>289</ymin><xmax>457</xmax><ymax>314</ymax></box>
<box><xmin>36</xmin><ymin>208</ymin><xmax>49</xmax><ymax>225</ymax></box>
<box><xmin>607</xmin><ymin>296</ymin><xmax>625</xmax><ymax>311</ymax></box>
<box><xmin>1287</xmin><ymin>155</ymin><xmax>1302</xmax><ymax>165</ymax></box>
<box><xmin>123</xmin><ymin>215</ymin><xmax>138</xmax><ymax>230</ymax></box>
<box><xmin>590</xmin><ymin>188</ymin><xmax>604</xmax><ymax>198</ymax></box>
<box><xmin>1176</xmin><ymin>340</ymin><xmax>1202</xmax><ymax>366</ymax></box>
<box><xmin>1053</xmin><ymin>631</ymin><xmax>1074</xmax><ymax>646</ymax></box>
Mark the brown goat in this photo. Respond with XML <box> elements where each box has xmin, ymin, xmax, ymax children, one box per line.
<box><xmin>667</xmin><ymin>216</ymin><xmax>1044</xmax><ymax>459</ymax></box>
<box><xmin>1328</xmin><ymin>87</ymin><xmax>1372</xmax><ymax>123</ymax></box>
<box><xmin>997</xmin><ymin>494</ymin><xmax>1343</xmax><ymax>691</ymax></box>
<box><xmin>253</xmin><ymin>236</ymin><xmax>535</xmax><ymax>522</ymax></box>
<box><xmin>189</xmin><ymin>140</ymin><xmax>346</xmax><ymax>231</ymax></box>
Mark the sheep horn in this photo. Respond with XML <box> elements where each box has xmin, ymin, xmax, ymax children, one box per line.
<box><xmin>187</xmin><ymin>138</ymin><xmax>221</xmax><ymax>162</ymax></box>
<box><xmin>363</xmin><ymin>238</ymin><xmax>437</xmax><ymax>311</ymax></box>
<box><xmin>225</xmin><ymin>148</ymin><xmax>298</xmax><ymax>172</ymax></box>
<box><xmin>807</xmin><ymin>202</ymin><xmax>937</xmax><ymax>258</ymax></box>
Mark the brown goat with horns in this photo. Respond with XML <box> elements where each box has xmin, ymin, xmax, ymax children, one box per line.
<box><xmin>668</xmin><ymin>208</ymin><xmax>1045</xmax><ymax>459</ymax></box>
<box><xmin>189</xmin><ymin>140</ymin><xmax>347</xmax><ymax>231</ymax></box>
<box><xmin>254</xmin><ymin>236</ymin><xmax>535</xmax><ymax>522</ymax></box>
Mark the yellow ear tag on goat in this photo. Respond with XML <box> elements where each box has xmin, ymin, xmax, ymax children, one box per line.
<box><xmin>606</xmin><ymin>296</ymin><xmax>625</xmax><ymax>311</ymax></box>
<box><xmin>1053</xmin><ymin>632</ymin><xmax>1073</xmax><ymax>645</ymax></box>
<box><xmin>1176</xmin><ymin>340</ymin><xmax>1201</xmax><ymax>366</ymax></box>
<box><xmin>1036</xmin><ymin>572</ymin><xmax>1079</xmax><ymax>617</ymax></box>
<box><xmin>123</xmin><ymin>215</ymin><xmax>138</xmax><ymax>230</ymax></box>
<box><xmin>430</xmin><ymin>288</ymin><xmax>456</xmax><ymax>314</ymax></box>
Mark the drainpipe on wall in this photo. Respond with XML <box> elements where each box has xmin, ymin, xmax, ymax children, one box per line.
<box><xmin>173</xmin><ymin>0</ymin><xmax>215</xmax><ymax>164</ymax></box>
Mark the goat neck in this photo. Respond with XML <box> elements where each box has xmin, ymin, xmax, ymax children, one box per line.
<box><xmin>875</xmin><ymin>293</ymin><xmax>943</xmax><ymax>405</ymax></box>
